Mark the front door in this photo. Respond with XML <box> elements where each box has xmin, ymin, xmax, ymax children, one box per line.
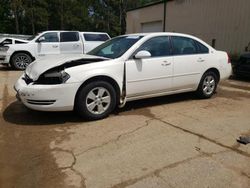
<box><xmin>126</xmin><ymin>36</ymin><xmax>173</xmax><ymax>98</ymax></box>
<box><xmin>37</xmin><ymin>32</ymin><xmax>60</xmax><ymax>56</ymax></box>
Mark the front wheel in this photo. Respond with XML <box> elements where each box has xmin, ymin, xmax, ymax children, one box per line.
<box><xmin>75</xmin><ymin>81</ymin><xmax>117</xmax><ymax>120</ymax></box>
<box><xmin>196</xmin><ymin>71</ymin><xmax>218</xmax><ymax>99</ymax></box>
<box><xmin>11</xmin><ymin>53</ymin><xmax>32</xmax><ymax>70</ymax></box>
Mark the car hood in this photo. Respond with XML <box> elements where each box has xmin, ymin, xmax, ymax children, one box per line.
<box><xmin>25</xmin><ymin>54</ymin><xmax>109</xmax><ymax>81</ymax></box>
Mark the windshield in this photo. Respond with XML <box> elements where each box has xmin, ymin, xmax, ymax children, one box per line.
<box><xmin>87</xmin><ymin>35</ymin><xmax>144</xmax><ymax>59</ymax></box>
<box><xmin>27</xmin><ymin>33</ymin><xmax>40</xmax><ymax>41</ymax></box>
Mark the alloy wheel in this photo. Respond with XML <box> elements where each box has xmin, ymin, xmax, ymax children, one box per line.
<box><xmin>86</xmin><ymin>87</ymin><xmax>111</xmax><ymax>115</ymax></box>
<box><xmin>14</xmin><ymin>55</ymin><xmax>31</xmax><ymax>69</ymax></box>
<box><xmin>202</xmin><ymin>75</ymin><xmax>216</xmax><ymax>95</ymax></box>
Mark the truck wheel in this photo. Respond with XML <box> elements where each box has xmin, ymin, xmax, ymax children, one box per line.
<box><xmin>196</xmin><ymin>71</ymin><xmax>218</xmax><ymax>99</ymax></box>
<box><xmin>11</xmin><ymin>53</ymin><xmax>32</xmax><ymax>70</ymax></box>
<box><xmin>75</xmin><ymin>81</ymin><xmax>117</xmax><ymax>120</ymax></box>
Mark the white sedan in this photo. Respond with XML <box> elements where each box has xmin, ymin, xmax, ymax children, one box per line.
<box><xmin>14</xmin><ymin>32</ymin><xmax>232</xmax><ymax>120</ymax></box>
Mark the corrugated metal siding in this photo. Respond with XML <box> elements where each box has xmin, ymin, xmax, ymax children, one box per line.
<box><xmin>126</xmin><ymin>3</ymin><xmax>164</xmax><ymax>33</ymax></box>
<box><xmin>126</xmin><ymin>0</ymin><xmax>250</xmax><ymax>54</ymax></box>
<box><xmin>166</xmin><ymin>0</ymin><xmax>250</xmax><ymax>53</ymax></box>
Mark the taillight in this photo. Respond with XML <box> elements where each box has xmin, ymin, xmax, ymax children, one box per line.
<box><xmin>227</xmin><ymin>53</ymin><xmax>231</xmax><ymax>64</ymax></box>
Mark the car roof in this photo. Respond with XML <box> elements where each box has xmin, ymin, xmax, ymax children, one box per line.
<box><xmin>124</xmin><ymin>32</ymin><xmax>197</xmax><ymax>38</ymax></box>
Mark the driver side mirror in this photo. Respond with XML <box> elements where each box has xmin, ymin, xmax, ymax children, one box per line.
<box><xmin>37</xmin><ymin>36</ymin><xmax>45</xmax><ymax>43</ymax></box>
<box><xmin>134</xmin><ymin>50</ymin><xmax>151</xmax><ymax>59</ymax></box>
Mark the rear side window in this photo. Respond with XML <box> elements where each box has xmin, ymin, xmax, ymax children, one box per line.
<box><xmin>60</xmin><ymin>32</ymin><xmax>79</xmax><ymax>42</ymax></box>
<box><xmin>172</xmin><ymin>36</ymin><xmax>198</xmax><ymax>55</ymax></box>
<box><xmin>137</xmin><ymin>36</ymin><xmax>171</xmax><ymax>57</ymax></box>
<box><xmin>83</xmin><ymin>34</ymin><xmax>110</xmax><ymax>41</ymax></box>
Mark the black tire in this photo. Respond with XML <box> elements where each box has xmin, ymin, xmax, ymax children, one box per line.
<box><xmin>11</xmin><ymin>52</ymin><xmax>32</xmax><ymax>70</ymax></box>
<box><xmin>75</xmin><ymin>81</ymin><xmax>117</xmax><ymax>120</ymax></box>
<box><xmin>196</xmin><ymin>71</ymin><xmax>218</xmax><ymax>99</ymax></box>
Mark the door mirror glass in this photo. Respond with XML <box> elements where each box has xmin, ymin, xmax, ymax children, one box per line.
<box><xmin>37</xmin><ymin>36</ymin><xmax>45</xmax><ymax>43</ymax></box>
<box><xmin>134</xmin><ymin>50</ymin><xmax>151</xmax><ymax>59</ymax></box>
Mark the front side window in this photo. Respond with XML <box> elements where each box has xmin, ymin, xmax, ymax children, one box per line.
<box><xmin>60</xmin><ymin>32</ymin><xmax>79</xmax><ymax>42</ymax></box>
<box><xmin>83</xmin><ymin>34</ymin><xmax>110</xmax><ymax>41</ymax></box>
<box><xmin>39</xmin><ymin>32</ymin><xmax>59</xmax><ymax>42</ymax></box>
<box><xmin>88</xmin><ymin>35</ymin><xmax>144</xmax><ymax>59</ymax></box>
<box><xmin>172</xmin><ymin>36</ymin><xmax>198</xmax><ymax>55</ymax></box>
<box><xmin>136</xmin><ymin>36</ymin><xmax>171</xmax><ymax>57</ymax></box>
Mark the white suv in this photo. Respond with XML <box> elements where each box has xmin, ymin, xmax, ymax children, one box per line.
<box><xmin>15</xmin><ymin>32</ymin><xmax>232</xmax><ymax>120</ymax></box>
<box><xmin>0</xmin><ymin>31</ymin><xmax>110</xmax><ymax>70</ymax></box>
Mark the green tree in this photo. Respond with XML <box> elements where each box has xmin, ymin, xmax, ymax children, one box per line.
<box><xmin>23</xmin><ymin>0</ymin><xmax>49</xmax><ymax>34</ymax></box>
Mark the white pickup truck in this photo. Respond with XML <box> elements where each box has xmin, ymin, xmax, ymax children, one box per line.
<box><xmin>0</xmin><ymin>31</ymin><xmax>110</xmax><ymax>70</ymax></box>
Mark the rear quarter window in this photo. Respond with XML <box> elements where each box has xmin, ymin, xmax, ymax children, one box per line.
<box><xmin>83</xmin><ymin>34</ymin><xmax>110</xmax><ymax>41</ymax></box>
<box><xmin>0</xmin><ymin>39</ymin><xmax>12</xmax><ymax>46</ymax></box>
<box><xmin>15</xmin><ymin>40</ymin><xmax>26</xmax><ymax>44</ymax></box>
<box><xmin>195</xmin><ymin>41</ymin><xmax>209</xmax><ymax>54</ymax></box>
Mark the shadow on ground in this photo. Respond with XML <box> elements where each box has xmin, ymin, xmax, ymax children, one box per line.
<box><xmin>3</xmin><ymin>92</ymin><xmax>196</xmax><ymax>126</ymax></box>
<box><xmin>0</xmin><ymin>65</ymin><xmax>19</xmax><ymax>72</ymax></box>
<box><xmin>230</xmin><ymin>75</ymin><xmax>250</xmax><ymax>82</ymax></box>
<box><xmin>2</xmin><ymin>101</ymin><xmax>83</xmax><ymax>126</ymax></box>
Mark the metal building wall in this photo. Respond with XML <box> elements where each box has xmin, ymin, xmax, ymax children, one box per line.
<box><xmin>126</xmin><ymin>0</ymin><xmax>250</xmax><ymax>54</ymax></box>
<box><xmin>166</xmin><ymin>0</ymin><xmax>250</xmax><ymax>54</ymax></box>
<box><xmin>126</xmin><ymin>3</ymin><xmax>164</xmax><ymax>34</ymax></box>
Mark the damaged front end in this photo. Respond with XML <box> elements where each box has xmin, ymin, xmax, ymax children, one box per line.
<box><xmin>34</xmin><ymin>68</ymin><xmax>70</xmax><ymax>85</ymax></box>
<box><xmin>24</xmin><ymin>57</ymin><xmax>108</xmax><ymax>85</ymax></box>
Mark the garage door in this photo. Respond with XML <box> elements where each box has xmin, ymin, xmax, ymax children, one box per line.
<box><xmin>141</xmin><ymin>21</ymin><xmax>163</xmax><ymax>33</ymax></box>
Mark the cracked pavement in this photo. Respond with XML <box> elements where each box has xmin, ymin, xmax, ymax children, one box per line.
<box><xmin>0</xmin><ymin>65</ymin><xmax>250</xmax><ymax>188</ymax></box>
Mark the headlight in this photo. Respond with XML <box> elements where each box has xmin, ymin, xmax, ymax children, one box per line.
<box><xmin>0</xmin><ymin>46</ymin><xmax>9</xmax><ymax>52</ymax></box>
<box><xmin>34</xmin><ymin>69</ymin><xmax>70</xmax><ymax>85</ymax></box>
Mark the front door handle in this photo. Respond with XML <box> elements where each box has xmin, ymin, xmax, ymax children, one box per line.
<box><xmin>197</xmin><ymin>58</ymin><xmax>205</xmax><ymax>62</ymax></box>
<box><xmin>161</xmin><ymin>61</ymin><xmax>171</xmax><ymax>66</ymax></box>
<box><xmin>52</xmin><ymin>45</ymin><xmax>59</xmax><ymax>48</ymax></box>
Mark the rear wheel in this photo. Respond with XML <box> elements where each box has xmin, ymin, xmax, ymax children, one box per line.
<box><xmin>75</xmin><ymin>81</ymin><xmax>117</xmax><ymax>120</ymax></box>
<box><xmin>196</xmin><ymin>71</ymin><xmax>218</xmax><ymax>99</ymax></box>
<box><xmin>11</xmin><ymin>53</ymin><xmax>32</xmax><ymax>70</ymax></box>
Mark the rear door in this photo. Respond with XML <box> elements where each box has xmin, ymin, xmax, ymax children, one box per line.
<box><xmin>60</xmin><ymin>32</ymin><xmax>83</xmax><ymax>54</ymax></box>
<box><xmin>171</xmin><ymin>36</ymin><xmax>209</xmax><ymax>91</ymax></box>
<box><xmin>37</xmin><ymin>32</ymin><xmax>60</xmax><ymax>56</ymax></box>
<box><xmin>82</xmin><ymin>33</ymin><xmax>110</xmax><ymax>53</ymax></box>
<box><xmin>126</xmin><ymin>36</ymin><xmax>173</xmax><ymax>97</ymax></box>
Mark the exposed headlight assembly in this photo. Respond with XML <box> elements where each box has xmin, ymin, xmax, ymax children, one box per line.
<box><xmin>35</xmin><ymin>68</ymin><xmax>70</xmax><ymax>85</ymax></box>
<box><xmin>0</xmin><ymin>46</ymin><xmax>9</xmax><ymax>52</ymax></box>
